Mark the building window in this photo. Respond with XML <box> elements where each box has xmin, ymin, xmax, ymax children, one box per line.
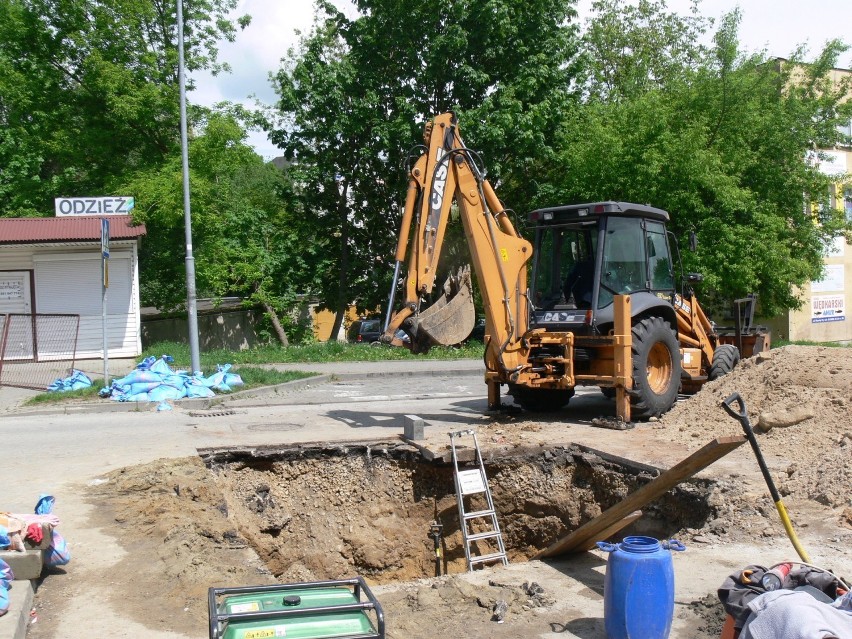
<box><xmin>838</xmin><ymin>119</ymin><xmax>852</xmax><ymax>147</ymax></box>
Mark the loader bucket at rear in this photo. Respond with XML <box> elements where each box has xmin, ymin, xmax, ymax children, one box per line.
<box><xmin>410</xmin><ymin>266</ymin><xmax>476</xmax><ymax>352</ymax></box>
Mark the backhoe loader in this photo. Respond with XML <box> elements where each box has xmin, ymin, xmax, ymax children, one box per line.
<box><xmin>381</xmin><ymin>112</ymin><xmax>769</xmax><ymax>421</ymax></box>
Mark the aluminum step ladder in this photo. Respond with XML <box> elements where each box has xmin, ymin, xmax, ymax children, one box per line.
<box><xmin>449</xmin><ymin>429</ymin><xmax>509</xmax><ymax>571</ymax></box>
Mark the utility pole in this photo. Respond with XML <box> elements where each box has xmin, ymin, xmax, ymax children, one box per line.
<box><xmin>177</xmin><ymin>0</ymin><xmax>201</xmax><ymax>373</ymax></box>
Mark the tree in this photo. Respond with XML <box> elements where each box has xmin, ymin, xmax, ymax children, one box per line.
<box><xmin>0</xmin><ymin>0</ymin><xmax>249</xmax><ymax>216</ymax></box>
<box><xmin>271</xmin><ymin>0</ymin><xmax>582</xmax><ymax>337</ymax></box>
<box><xmin>120</xmin><ymin>114</ymin><xmax>312</xmax><ymax>344</ymax></box>
<box><xmin>547</xmin><ymin>6</ymin><xmax>852</xmax><ymax>315</ymax></box>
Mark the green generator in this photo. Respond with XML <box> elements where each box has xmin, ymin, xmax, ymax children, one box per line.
<box><xmin>208</xmin><ymin>577</ymin><xmax>385</xmax><ymax>639</ymax></box>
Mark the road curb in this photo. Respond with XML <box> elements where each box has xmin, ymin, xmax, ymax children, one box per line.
<box><xmin>0</xmin><ymin>579</ymin><xmax>34</xmax><ymax>639</ymax></box>
<box><xmin>4</xmin><ymin>367</ymin><xmax>483</xmax><ymax>417</ymax></box>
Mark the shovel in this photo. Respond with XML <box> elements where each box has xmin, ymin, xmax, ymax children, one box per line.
<box><xmin>722</xmin><ymin>392</ymin><xmax>811</xmax><ymax>563</ymax></box>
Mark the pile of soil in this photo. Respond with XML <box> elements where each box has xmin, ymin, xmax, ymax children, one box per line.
<box><xmin>661</xmin><ymin>346</ymin><xmax>852</xmax><ymax>538</ymax></box>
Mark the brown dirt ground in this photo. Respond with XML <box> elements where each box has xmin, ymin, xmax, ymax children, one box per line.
<box><xmin>25</xmin><ymin>345</ymin><xmax>852</xmax><ymax>639</ymax></box>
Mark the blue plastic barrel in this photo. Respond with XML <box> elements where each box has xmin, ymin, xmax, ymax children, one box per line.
<box><xmin>596</xmin><ymin>536</ymin><xmax>685</xmax><ymax>639</ymax></box>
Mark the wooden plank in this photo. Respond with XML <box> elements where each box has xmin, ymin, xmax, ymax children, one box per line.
<box><xmin>575</xmin><ymin>510</ymin><xmax>643</xmax><ymax>552</ymax></box>
<box><xmin>534</xmin><ymin>435</ymin><xmax>746</xmax><ymax>559</ymax></box>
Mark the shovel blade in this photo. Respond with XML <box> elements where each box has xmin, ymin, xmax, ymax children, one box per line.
<box><xmin>412</xmin><ymin>266</ymin><xmax>476</xmax><ymax>350</ymax></box>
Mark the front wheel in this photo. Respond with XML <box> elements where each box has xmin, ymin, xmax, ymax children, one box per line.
<box><xmin>508</xmin><ymin>384</ymin><xmax>575</xmax><ymax>412</ymax></box>
<box><xmin>629</xmin><ymin>317</ymin><xmax>681</xmax><ymax>419</ymax></box>
<box><xmin>709</xmin><ymin>344</ymin><xmax>740</xmax><ymax>380</ymax></box>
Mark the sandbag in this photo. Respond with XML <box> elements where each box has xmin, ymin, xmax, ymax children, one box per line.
<box><xmin>44</xmin><ymin>531</ymin><xmax>70</xmax><ymax>567</ymax></box>
<box><xmin>149</xmin><ymin>357</ymin><xmax>173</xmax><ymax>375</ymax></box>
<box><xmin>0</xmin><ymin>583</ymin><xmax>8</xmax><ymax>617</ymax></box>
<box><xmin>161</xmin><ymin>374</ymin><xmax>189</xmax><ymax>389</ymax></box>
<box><xmin>147</xmin><ymin>385</ymin><xmax>185</xmax><ymax>402</ymax></box>
<box><xmin>121</xmin><ymin>392</ymin><xmax>151</xmax><ymax>403</ymax></box>
<box><xmin>46</xmin><ymin>369</ymin><xmax>92</xmax><ymax>392</ymax></box>
<box><xmin>185</xmin><ymin>384</ymin><xmax>215</xmax><ymax>399</ymax></box>
<box><xmin>129</xmin><ymin>382</ymin><xmax>161</xmax><ymax>395</ymax></box>
<box><xmin>0</xmin><ymin>558</ymin><xmax>13</xmax><ymax>588</ymax></box>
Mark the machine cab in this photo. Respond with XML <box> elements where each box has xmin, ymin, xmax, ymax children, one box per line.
<box><xmin>528</xmin><ymin>201</ymin><xmax>676</xmax><ymax>334</ymax></box>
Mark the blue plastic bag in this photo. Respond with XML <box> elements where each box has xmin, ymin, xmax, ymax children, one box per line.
<box><xmin>185</xmin><ymin>384</ymin><xmax>215</xmax><ymax>399</ymax></box>
<box><xmin>135</xmin><ymin>355</ymin><xmax>157</xmax><ymax>370</ymax></box>
<box><xmin>0</xmin><ymin>558</ymin><xmax>13</xmax><ymax>588</ymax></box>
<box><xmin>0</xmin><ymin>526</ymin><xmax>9</xmax><ymax>549</ymax></box>
<box><xmin>46</xmin><ymin>369</ymin><xmax>92</xmax><ymax>392</ymax></box>
<box><xmin>44</xmin><ymin>531</ymin><xmax>71</xmax><ymax>567</ymax></box>
<box><xmin>122</xmin><ymin>392</ymin><xmax>151</xmax><ymax>403</ymax></box>
<box><xmin>121</xmin><ymin>370</ymin><xmax>163</xmax><ymax>385</ymax></box>
<box><xmin>35</xmin><ymin>494</ymin><xmax>55</xmax><ymax>515</ymax></box>
<box><xmin>129</xmin><ymin>382</ymin><xmax>161</xmax><ymax>395</ymax></box>
<box><xmin>149</xmin><ymin>357</ymin><xmax>173</xmax><ymax>376</ymax></box>
<box><xmin>0</xmin><ymin>583</ymin><xmax>8</xmax><ymax>616</ymax></box>
<box><xmin>147</xmin><ymin>385</ymin><xmax>185</xmax><ymax>402</ymax></box>
<box><xmin>161</xmin><ymin>374</ymin><xmax>188</xmax><ymax>389</ymax></box>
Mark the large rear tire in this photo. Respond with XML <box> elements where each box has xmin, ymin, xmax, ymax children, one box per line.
<box><xmin>508</xmin><ymin>385</ymin><xmax>575</xmax><ymax>412</ymax></box>
<box><xmin>629</xmin><ymin>317</ymin><xmax>681</xmax><ymax>419</ymax></box>
<box><xmin>709</xmin><ymin>344</ymin><xmax>740</xmax><ymax>380</ymax></box>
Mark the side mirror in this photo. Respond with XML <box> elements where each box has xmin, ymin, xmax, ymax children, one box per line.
<box><xmin>689</xmin><ymin>231</ymin><xmax>697</xmax><ymax>252</ymax></box>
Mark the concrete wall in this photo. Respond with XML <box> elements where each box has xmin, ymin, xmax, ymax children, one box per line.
<box><xmin>141</xmin><ymin>308</ymin><xmax>264</xmax><ymax>351</ymax></box>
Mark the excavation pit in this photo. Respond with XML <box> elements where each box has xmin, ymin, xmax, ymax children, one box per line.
<box><xmin>199</xmin><ymin>439</ymin><xmax>715</xmax><ymax>584</ymax></box>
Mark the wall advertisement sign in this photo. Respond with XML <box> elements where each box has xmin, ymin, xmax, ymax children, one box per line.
<box><xmin>811</xmin><ymin>264</ymin><xmax>845</xmax><ymax>293</ymax></box>
<box><xmin>811</xmin><ymin>294</ymin><xmax>846</xmax><ymax>323</ymax></box>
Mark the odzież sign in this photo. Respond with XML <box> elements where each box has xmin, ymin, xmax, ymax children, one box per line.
<box><xmin>55</xmin><ymin>196</ymin><xmax>135</xmax><ymax>217</ymax></box>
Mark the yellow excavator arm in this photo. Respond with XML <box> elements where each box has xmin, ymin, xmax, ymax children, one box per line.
<box><xmin>382</xmin><ymin>112</ymin><xmax>532</xmax><ymax>374</ymax></box>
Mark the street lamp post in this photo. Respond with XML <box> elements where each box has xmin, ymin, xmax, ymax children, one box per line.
<box><xmin>176</xmin><ymin>0</ymin><xmax>201</xmax><ymax>373</ymax></box>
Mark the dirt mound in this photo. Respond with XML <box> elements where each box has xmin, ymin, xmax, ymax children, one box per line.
<box><xmin>663</xmin><ymin>346</ymin><xmax>852</xmax><ymax>513</ymax></box>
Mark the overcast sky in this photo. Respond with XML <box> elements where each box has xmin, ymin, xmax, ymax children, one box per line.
<box><xmin>191</xmin><ymin>0</ymin><xmax>852</xmax><ymax>160</ymax></box>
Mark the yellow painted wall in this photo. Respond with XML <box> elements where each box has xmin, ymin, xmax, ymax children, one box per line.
<box><xmin>772</xmin><ymin>65</ymin><xmax>851</xmax><ymax>342</ymax></box>
<box><xmin>310</xmin><ymin>305</ymin><xmax>371</xmax><ymax>341</ymax></box>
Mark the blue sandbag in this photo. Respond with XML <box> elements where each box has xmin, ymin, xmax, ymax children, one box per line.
<box><xmin>129</xmin><ymin>382</ymin><xmax>161</xmax><ymax>395</ymax></box>
<box><xmin>149</xmin><ymin>357</ymin><xmax>173</xmax><ymax>375</ymax></box>
<box><xmin>114</xmin><ymin>370</ymin><xmax>162</xmax><ymax>385</ymax></box>
<box><xmin>161</xmin><ymin>374</ymin><xmax>189</xmax><ymax>389</ymax></box>
<box><xmin>223</xmin><ymin>372</ymin><xmax>244</xmax><ymax>388</ymax></box>
<box><xmin>46</xmin><ymin>369</ymin><xmax>92</xmax><ymax>392</ymax></box>
<box><xmin>147</xmin><ymin>385</ymin><xmax>185</xmax><ymax>402</ymax></box>
<box><xmin>120</xmin><ymin>392</ymin><xmax>150</xmax><ymax>402</ymax></box>
<box><xmin>135</xmin><ymin>355</ymin><xmax>156</xmax><ymax>370</ymax></box>
<box><xmin>44</xmin><ymin>531</ymin><xmax>70</xmax><ymax>567</ymax></box>
<box><xmin>185</xmin><ymin>384</ymin><xmax>215</xmax><ymax>399</ymax></box>
<box><xmin>0</xmin><ymin>558</ymin><xmax>13</xmax><ymax>588</ymax></box>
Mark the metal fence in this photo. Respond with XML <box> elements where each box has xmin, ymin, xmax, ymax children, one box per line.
<box><xmin>0</xmin><ymin>313</ymin><xmax>80</xmax><ymax>390</ymax></box>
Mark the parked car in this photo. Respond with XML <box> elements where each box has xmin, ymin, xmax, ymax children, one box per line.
<box><xmin>465</xmin><ymin>318</ymin><xmax>486</xmax><ymax>343</ymax></box>
<box><xmin>347</xmin><ymin>319</ymin><xmax>382</xmax><ymax>344</ymax></box>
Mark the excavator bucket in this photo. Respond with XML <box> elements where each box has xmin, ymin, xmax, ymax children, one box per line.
<box><xmin>411</xmin><ymin>266</ymin><xmax>476</xmax><ymax>351</ymax></box>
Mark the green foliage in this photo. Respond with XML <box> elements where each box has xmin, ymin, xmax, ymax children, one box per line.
<box><xmin>546</xmin><ymin>6</ymin><xmax>852</xmax><ymax>315</ymax></box>
<box><xmin>0</xmin><ymin>0</ymin><xmax>249</xmax><ymax>216</ymax></box>
<box><xmin>270</xmin><ymin>0</ymin><xmax>582</xmax><ymax>332</ymax></box>
<box><xmin>144</xmin><ymin>340</ymin><xmax>485</xmax><ymax>365</ymax></box>
<box><xmin>120</xmin><ymin>113</ymin><xmax>308</xmax><ymax>335</ymax></box>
